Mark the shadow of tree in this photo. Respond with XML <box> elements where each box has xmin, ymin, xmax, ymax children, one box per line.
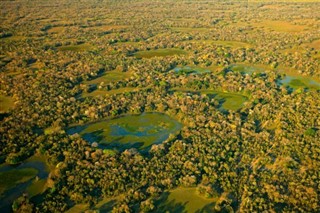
<box><xmin>195</xmin><ymin>202</ymin><xmax>215</xmax><ymax>213</ymax></box>
<box><xmin>83</xmin><ymin>129</ymin><xmax>104</xmax><ymax>143</ymax></box>
<box><xmin>104</xmin><ymin>141</ymin><xmax>145</xmax><ymax>151</ymax></box>
<box><xmin>98</xmin><ymin>199</ymin><xmax>117</xmax><ymax>213</ymax></box>
<box><xmin>152</xmin><ymin>192</ymin><xmax>187</xmax><ymax>213</ymax></box>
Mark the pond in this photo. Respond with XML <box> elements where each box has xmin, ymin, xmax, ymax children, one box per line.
<box><xmin>228</xmin><ymin>64</ymin><xmax>320</xmax><ymax>91</ymax></box>
<box><xmin>0</xmin><ymin>157</ymin><xmax>49</xmax><ymax>212</ymax></box>
<box><xmin>67</xmin><ymin>113</ymin><xmax>182</xmax><ymax>151</ymax></box>
<box><xmin>278</xmin><ymin>75</ymin><xmax>320</xmax><ymax>90</ymax></box>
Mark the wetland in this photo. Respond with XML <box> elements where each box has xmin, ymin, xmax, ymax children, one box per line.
<box><xmin>67</xmin><ymin>113</ymin><xmax>182</xmax><ymax>151</ymax></box>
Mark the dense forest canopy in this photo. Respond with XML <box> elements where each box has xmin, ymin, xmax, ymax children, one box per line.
<box><xmin>0</xmin><ymin>0</ymin><xmax>319</xmax><ymax>212</ymax></box>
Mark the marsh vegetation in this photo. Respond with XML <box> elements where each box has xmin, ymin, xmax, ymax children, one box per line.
<box><xmin>68</xmin><ymin>113</ymin><xmax>182</xmax><ymax>151</ymax></box>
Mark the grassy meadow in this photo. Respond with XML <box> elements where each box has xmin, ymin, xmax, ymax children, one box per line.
<box><xmin>0</xmin><ymin>168</ymin><xmax>38</xmax><ymax>195</ymax></box>
<box><xmin>134</xmin><ymin>48</ymin><xmax>188</xmax><ymax>59</ymax></box>
<box><xmin>0</xmin><ymin>95</ymin><xmax>14</xmax><ymax>113</ymax></box>
<box><xmin>155</xmin><ymin>187</ymin><xmax>218</xmax><ymax>213</ymax></box>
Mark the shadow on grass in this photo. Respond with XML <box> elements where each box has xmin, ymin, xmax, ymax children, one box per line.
<box><xmin>152</xmin><ymin>192</ymin><xmax>187</xmax><ymax>213</ymax></box>
<box><xmin>195</xmin><ymin>202</ymin><xmax>215</xmax><ymax>213</ymax></box>
<box><xmin>98</xmin><ymin>199</ymin><xmax>117</xmax><ymax>213</ymax></box>
<box><xmin>101</xmin><ymin>141</ymin><xmax>145</xmax><ymax>151</ymax></box>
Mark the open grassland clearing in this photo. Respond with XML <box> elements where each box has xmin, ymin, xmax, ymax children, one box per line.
<box><xmin>203</xmin><ymin>90</ymin><xmax>248</xmax><ymax>111</ymax></box>
<box><xmin>304</xmin><ymin>39</ymin><xmax>320</xmax><ymax>50</ymax></box>
<box><xmin>313</xmin><ymin>52</ymin><xmax>320</xmax><ymax>59</ymax></box>
<box><xmin>253</xmin><ymin>20</ymin><xmax>307</xmax><ymax>33</ymax></box>
<box><xmin>0</xmin><ymin>168</ymin><xmax>38</xmax><ymax>195</ymax></box>
<box><xmin>172</xmin><ymin>88</ymin><xmax>248</xmax><ymax>111</ymax></box>
<box><xmin>82</xmin><ymin>87</ymin><xmax>142</xmax><ymax>98</ymax></box>
<box><xmin>66</xmin><ymin>195</ymin><xmax>120</xmax><ymax>213</ymax></box>
<box><xmin>155</xmin><ymin>187</ymin><xmax>218</xmax><ymax>213</ymax></box>
<box><xmin>169</xmin><ymin>18</ymin><xmax>198</xmax><ymax>23</ymax></box>
<box><xmin>84</xmin><ymin>70</ymin><xmax>133</xmax><ymax>86</ymax></box>
<box><xmin>228</xmin><ymin>64</ymin><xmax>267</xmax><ymax>74</ymax></box>
<box><xmin>25</xmin><ymin>155</ymin><xmax>53</xmax><ymax>198</ymax></box>
<box><xmin>84</xmin><ymin>25</ymin><xmax>128</xmax><ymax>32</ymax></box>
<box><xmin>26</xmin><ymin>179</ymin><xmax>47</xmax><ymax>198</ymax></box>
<box><xmin>115</xmin><ymin>41</ymin><xmax>145</xmax><ymax>48</ymax></box>
<box><xmin>0</xmin><ymin>95</ymin><xmax>14</xmax><ymax>113</ymax></box>
<box><xmin>29</xmin><ymin>61</ymin><xmax>46</xmax><ymax>70</ymax></box>
<box><xmin>134</xmin><ymin>48</ymin><xmax>188</xmax><ymax>59</ymax></box>
<box><xmin>211</xmin><ymin>40</ymin><xmax>252</xmax><ymax>48</ymax></box>
<box><xmin>65</xmin><ymin>204</ymin><xmax>89</xmax><ymax>213</ymax></box>
<box><xmin>1</xmin><ymin>36</ymin><xmax>28</xmax><ymax>42</ymax></box>
<box><xmin>0</xmin><ymin>154</ymin><xmax>52</xmax><ymax>196</ymax></box>
<box><xmin>185</xmin><ymin>40</ymin><xmax>252</xmax><ymax>48</ymax></box>
<box><xmin>58</xmin><ymin>43</ymin><xmax>95</xmax><ymax>52</ymax></box>
<box><xmin>47</xmin><ymin>26</ymin><xmax>72</xmax><ymax>34</ymax></box>
<box><xmin>0</xmin><ymin>154</ymin><xmax>53</xmax><ymax>212</ymax></box>
<box><xmin>173</xmin><ymin>64</ymin><xmax>224</xmax><ymax>74</ymax></box>
<box><xmin>259</xmin><ymin>4</ymin><xmax>284</xmax><ymax>9</ymax></box>
<box><xmin>170</xmin><ymin>27</ymin><xmax>211</xmax><ymax>32</ymax></box>
<box><xmin>173</xmin><ymin>65</ymin><xmax>212</xmax><ymax>75</ymax></box>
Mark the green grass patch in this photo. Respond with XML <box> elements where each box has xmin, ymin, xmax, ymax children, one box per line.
<box><xmin>254</xmin><ymin>21</ymin><xmax>306</xmax><ymax>33</ymax></box>
<box><xmin>172</xmin><ymin>88</ymin><xmax>248</xmax><ymax>111</ymax></box>
<box><xmin>66</xmin><ymin>196</ymin><xmax>119</xmax><ymax>213</ymax></box>
<box><xmin>313</xmin><ymin>52</ymin><xmax>320</xmax><ymax>59</ymax></box>
<box><xmin>184</xmin><ymin>40</ymin><xmax>251</xmax><ymax>48</ymax></box>
<box><xmin>24</xmin><ymin>155</ymin><xmax>52</xmax><ymax>198</ymax></box>
<box><xmin>228</xmin><ymin>64</ymin><xmax>265</xmax><ymax>74</ymax></box>
<box><xmin>85</xmin><ymin>70</ymin><xmax>132</xmax><ymax>86</ymax></box>
<box><xmin>171</xmin><ymin>27</ymin><xmax>210</xmax><ymax>32</ymax></box>
<box><xmin>305</xmin><ymin>128</ymin><xmax>317</xmax><ymax>137</ymax></box>
<box><xmin>204</xmin><ymin>91</ymin><xmax>248</xmax><ymax>111</ymax></box>
<box><xmin>26</xmin><ymin>179</ymin><xmax>47</xmax><ymax>197</ymax></box>
<box><xmin>82</xmin><ymin>87</ymin><xmax>139</xmax><ymax>98</ymax></box>
<box><xmin>0</xmin><ymin>95</ymin><xmax>14</xmax><ymax>113</ymax></box>
<box><xmin>1</xmin><ymin>36</ymin><xmax>28</xmax><ymax>42</ymax></box>
<box><xmin>58</xmin><ymin>43</ymin><xmax>94</xmax><ymax>52</ymax></box>
<box><xmin>65</xmin><ymin>204</ymin><xmax>90</xmax><ymax>213</ymax></box>
<box><xmin>304</xmin><ymin>39</ymin><xmax>320</xmax><ymax>50</ymax></box>
<box><xmin>211</xmin><ymin>40</ymin><xmax>251</xmax><ymax>48</ymax></box>
<box><xmin>134</xmin><ymin>48</ymin><xmax>187</xmax><ymax>59</ymax></box>
<box><xmin>26</xmin><ymin>154</ymin><xmax>54</xmax><ymax>172</ymax></box>
<box><xmin>95</xmin><ymin>196</ymin><xmax>119</xmax><ymax>212</ymax></box>
<box><xmin>47</xmin><ymin>26</ymin><xmax>65</xmax><ymax>34</ymax></box>
<box><xmin>0</xmin><ymin>168</ymin><xmax>38</xmax><ymax>195</ymax></box>
<box><xmin>155</xmin><ymin>187</ymin><xmax>217</xmax><ymax>213</ymax></box>
<box><xmin>68</xmin><ymin>113</ymin><xmax>182</xmax><ymax>150</ymax></box>
<box><xmin>173</xmin><ymin>66</ymin><xmax>212</xmax><ymax>75</ymax></box>
<box><xmin>86</xmin><ymin>25</ymin><xmax>128</xmax><ymax>32</ymax></box>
